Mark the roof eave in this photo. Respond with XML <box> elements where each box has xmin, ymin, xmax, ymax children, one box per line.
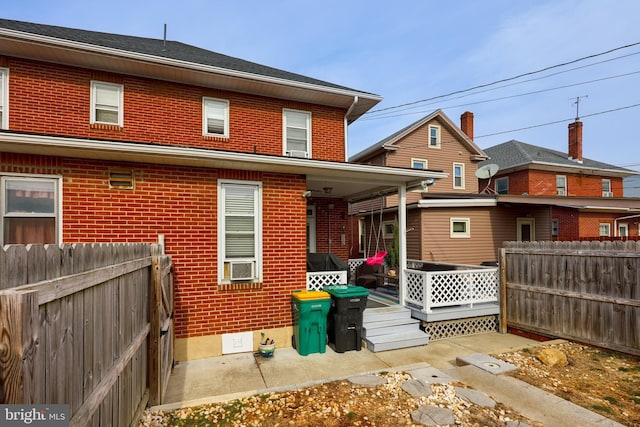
<box><xmin>0</xmin><ymin>28</ymin><xmax>382</xmax><ymax>122</ymax></box>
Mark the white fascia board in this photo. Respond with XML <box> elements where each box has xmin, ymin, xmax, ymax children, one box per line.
<box><xmin>0</xmin><ymin>132</ymin><xmax>446</xmax><ymax>184</ymax></box>
<box><xmin>418</xmin><ymin>198</ymin><xmax>498</xmax><ymax>208</ymax></box>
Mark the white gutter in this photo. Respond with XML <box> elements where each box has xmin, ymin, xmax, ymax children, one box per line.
<box><xmin>418</xmin><ymin>198</ymin><xmax>497</xmax><ymax>208</ymax></box>
<box><xmin>344</xmin><ymin>96</ymin><xmax>359</xmax><ymax>161</ymax></box>
<box><xmin>0</xmin><ymin>28</ymin><xmax>382</xmax><ymax>104</ymax></box>
<box><xmin>0</xmin><ymin>132</ymin><xmax>447</xmax><ymax>183</ymax></box>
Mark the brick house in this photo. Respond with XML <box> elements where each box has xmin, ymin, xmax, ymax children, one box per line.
<box><xmin>0</xmin><ymin>19</ymin><xmax>445</xmax><ymax>360</ymax></box>
<box><xmin>480</xmin><ymin>120</ymin><xmax>640</xmax><ymax>240</ymax></box>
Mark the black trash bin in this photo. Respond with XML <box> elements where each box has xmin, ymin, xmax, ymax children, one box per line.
<box><xmin>324</xmin><ymin>285</ymin><xmax>369</xmax><ymax>353</ymax></box>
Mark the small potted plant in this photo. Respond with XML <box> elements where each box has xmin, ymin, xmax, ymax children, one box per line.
<box><xmin>259</xmin><ymin>332</ymin><xmax>275</xmax><ymax>358</ymax></box>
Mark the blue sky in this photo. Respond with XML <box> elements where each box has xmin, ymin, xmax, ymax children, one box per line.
<box><xmin>3</xmin><ymin>0</ymin><xmax>640</xmax><ymax>177</ymax></box>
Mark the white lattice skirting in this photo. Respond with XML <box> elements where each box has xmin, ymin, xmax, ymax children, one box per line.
<box><xmin>421</xmin><ymin>315</ymin><xmax>498</xmax><ymax>341</ymax></box>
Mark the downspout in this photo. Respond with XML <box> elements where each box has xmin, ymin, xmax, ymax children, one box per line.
<box><xmin>344</xmin><ymin>96</ymin><xmax>359</xmax><ymax>162</ymax></box>
<box><xmin>613</xmin><ymin>213</ymin><xmax>640</xmax><ymax>237</ymax></box>
<box><xmin>398</xmin><ymin>183</ymin><xmax>407</xmax><ymax>306</ymax></box>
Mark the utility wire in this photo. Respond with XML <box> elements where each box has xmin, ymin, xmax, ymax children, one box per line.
<box><xmin>365</xmin><ymin>41</ymin><xmax>640</xmax><ymax>115</ymax></box>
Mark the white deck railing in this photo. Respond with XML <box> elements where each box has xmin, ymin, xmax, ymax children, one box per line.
<box><xmin>306</xmin><ymin>270</ymin><xmax>348</xmax><ymax>291</ymax></box>
<box><xmin>404</xmin><ymin>267</ymin><xmax>499</xmax><ymax>313</ymax></box>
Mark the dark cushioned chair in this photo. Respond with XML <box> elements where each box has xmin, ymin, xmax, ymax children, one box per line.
<box><xmin>355</xmin><ymin>263</ymin><xmax>383</xmax><ymax>289</ymax></box>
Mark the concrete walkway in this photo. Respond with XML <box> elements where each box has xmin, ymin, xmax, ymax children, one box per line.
<box><xmin>153</xmin><ymin>333</ymin><xmax>622</xmax><ymax>426</ymax></box>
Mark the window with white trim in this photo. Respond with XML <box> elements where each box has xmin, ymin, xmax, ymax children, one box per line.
<box><xmin>411</xmin><ymin>158</ymin><xmax>428</xmax><ymax>169</ymax></box>
<box><xmin>283</xmin><ymin>109</ymin><xmax>311</xmax><ymax>158</ymax></box>
<box><xmin>0</xmin><ymin>68</ymin><xmax>8</xmax><ymax>129</ymax></box>
<box><xmin>551</xmin><ymin>219</ymin><xmax>559</xmax><ymax>237</ymax></box>
<box><xmin>428</xmin><ymin>124</ymin><xmax>440</xmax><ymax>148</ymax></box>
<box><xmin>450</xmin><ymin>218</ymin><xmax>470</xmax><ymax>238</ymax></box>
<box><xmin>602</xmin><ymin>179</ymin><xmax>612</xmax><ymax>197</ymax></box>
<box><xmin>556</xmin><ymin>175</ymin><xmax>567</xmax><ymax>196</ymax></box>
<box><xmin>495</xmin><ymin>177</ymin><xmax>509</xmax><ymax>194</ymax></box>
<box><xmin>90</xmin><ymin>81</ymin><xmax>123</xmax><ymax>126</ymax></box>
<box><xmin>453</xmin><ymin>163</ymin><xmax>465</xmax><ymax>189</ymax></box>
<box><xmin>218</xmin><ymin>180</ymin><xmax>262</xmax><ymax>282</ymax></box>
<box><xmin>1</xmin><ymin>176</ymin><xmax>60</xmax><ymax>245</ymax></box>
<box><xmin>203</xmin><ymin>97</ymin><xmax>229</xmax><ymax>137</ymax></box>
<box><xmin>599</xmin><ymin>223</ymin><xmax>610</xmax><ymax>237</ymax></box>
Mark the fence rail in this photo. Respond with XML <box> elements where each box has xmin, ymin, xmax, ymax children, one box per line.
<box><xmin>502</xmin><ymin>240</ymin><xmax>640</xmax><ymax>356</ymax></box>
<box><xmin>0</xmin><ymin>243</ymin><xmax>173</xmax><ymax>425</ymax></box>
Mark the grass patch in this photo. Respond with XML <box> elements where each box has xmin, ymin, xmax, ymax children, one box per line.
<box><xmin>632</xmin><ymin>397</ymin><xmax>640</xmax><ymax>404</ymax></box>
<box><xmin>591</xmin><ymin>404</ymin><xmax>613</xmax><ymax>414</ymax></box>
<box><xmin>521</xmin><ymin>348</ymin><xmax>531</xmax><ymax>354</ymax></box>
<box><xmin>604</xmin><ymin>396</ymin><xmax>619</xmax><ymax>405</ymax></box>
<box><xmin>346</xmin><ymin>411</ymin><xmax>358</xmax><ymax>420</ymax></box>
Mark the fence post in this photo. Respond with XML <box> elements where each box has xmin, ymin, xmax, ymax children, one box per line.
<box><xmin>148</xmin><ymin>256</ymin><xmax>161</xmax><ymax>406</ymax></box>
<box><xmin>424</xmin><ymin>272</ymin><xmax>432</xmax><ymax>313</ymax></box>
<box><xmin>0</xmin><ymin>290</ymin><xmax>40</xmax><ymax>404</ymax></box>
<box><xmin>499</xmin><ymin>248</ymin><xmax>507</xmax><ymax>334</ymax></box>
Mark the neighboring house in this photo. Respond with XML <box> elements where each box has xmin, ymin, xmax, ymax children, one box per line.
<box><xmin>348</xmin><ymin>110</ymin><xmax>511</xmax><ymax>265</ymax></box>
<box><xmin>0</xmin><ymin>19</ymin><xmax>444</xmax><ymax>360</ymax></box>
<box><xmin>480</xmin><ymin>120</ymin><xmax>640</xmax><ymax>240</ymax></box>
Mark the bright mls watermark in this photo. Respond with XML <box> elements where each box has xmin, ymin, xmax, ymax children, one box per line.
<box><xmin>1</xmin><ymin>405</ymin><xmax>69</xmax><ymax>426</ymax></box>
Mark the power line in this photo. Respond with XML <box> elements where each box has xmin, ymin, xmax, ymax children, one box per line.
<box><xmin>365</xmin><ymin>41</ymin><xmax>640</xmax><ymax>115</ymax></box>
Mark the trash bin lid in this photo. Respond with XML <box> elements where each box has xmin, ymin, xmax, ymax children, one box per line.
<box><xmin>292</xmin><ymin>290</ymin><xmax>330</xmax><ymax>300</ymax></box>
<box><xmin>324</xmin><ymin>285</ymin><xmax>369</xmax><ymax>298</ymax></box>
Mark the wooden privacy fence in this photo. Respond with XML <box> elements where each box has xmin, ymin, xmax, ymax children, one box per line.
<box><xmin>500</xmin><ymin>240</ymin><xmax>639</xmax><ymax>356</ymax></box>
<box><xmin>0</xmin><ymin>243</ymin><xmax>173</xmax><ymax>426</ymax></box>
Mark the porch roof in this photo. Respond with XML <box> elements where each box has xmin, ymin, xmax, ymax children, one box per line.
<box><xmin>496</xmin><ymin>194</ymin><xmax>640</xmax><ymax>213</ymax></box>
<box><xmin>0</xmin><ymin>131</ymin><xmax>447</xmax><ymax>202</ymax></box>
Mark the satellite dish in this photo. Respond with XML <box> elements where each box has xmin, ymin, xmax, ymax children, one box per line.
<box><xmin>475</xmin><ymin>164</ymin><xmax>499</xmax><ymax>179</ymax></box>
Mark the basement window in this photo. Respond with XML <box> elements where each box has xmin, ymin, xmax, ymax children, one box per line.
<box><xmin>109</xmin><ymin>169</ymin><xmax>134</xmax><ymax>189</ymax></box>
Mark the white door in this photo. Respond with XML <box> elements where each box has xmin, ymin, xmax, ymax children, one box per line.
<box><xmin>619</xmin><ymin>223</ymin><xmax>628</xmax><ymax>238</ymax></box>
<box><xmin>306</xmin><ymin>206</ymin><xmax>316</xmax><ymax>253</ymax></box>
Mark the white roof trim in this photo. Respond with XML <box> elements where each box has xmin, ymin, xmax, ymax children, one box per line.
<box><xmin>418</xmin><ymin>198</ymin><xmax>497</xmax><ymax>208</ymax></box>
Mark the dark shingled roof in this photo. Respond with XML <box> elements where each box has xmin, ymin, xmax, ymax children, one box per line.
<box><xmin>0</xmin><ymin>18</ymin><xmax>372</xmax><ymax>95</ymax></box>
<box><xmin>481</xmin><ymin>140</ymin><xmax>635</xmax><ymax>173</ymax></box>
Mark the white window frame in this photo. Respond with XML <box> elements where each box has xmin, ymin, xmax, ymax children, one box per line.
<box><xmin>450</xmin><ymin>218</ymin><xmax>470</xmax><ymax>238</ymax></box>
<box><xmin>551</xmin><ymin>219</ymin><xmax>559</xmax><ymax>237</ymax></box>
<box><xmin>0</xmin><ymin>68</ymin><xmax>8</xmax><ymax>129</ymax></box>
<box><xmin>428</xmin><ymin>124</ymin><xmax>441</xmax><ymax>148</ymax></box>
<box><xmin>618</xmin><ymin>223</ymin><xmax>628</xmax><ymax>238</ymax></box>
<box><xmin>602</xmin><ymin>179</ymin><xmax>613</xmax><ymax>197</ymax></box>
<box><xmin>453</xmin><ymin>162</ymin><xmax>465</xmax><ymax>189</ymax></box>
<box><xmin>556</xmin><ymin>175</ymin><xmax>567</xmax><ymax>196</ymax></box>
<box><xmin>495</xmin><ymin>177</ymin><xmax>509</xmax><ymax>194</ymax></box>
<box><xmin>283</xmin><ymin>109</ymin><xmax>311</xmax><ymax>158</ymax></box>
<box><xmin>203</xmin><ymin>97</ymin><xmax>229</xmax><ymax>137</ymax></box>
<box><xmin>90</xmin><ymin>81</ymin><xmax>123</xmax><ymax>126</ymax></box>
<box><xmin>411</xmin><ymin>158</ymin><xmax>428</xmax><ymax>169</ymax></box>
<box><xmin>1</xmin><ymin>174</ymin><xmax>62</xmax><ymax>245</ymax></box>
<box><xmin>218</xmin><ymin>179</ymin><xmax>262</xmax><ymax>283</ymax></box>
<box><xmin>599</xmin><ymin>223</ymin><xmax>611</xmax><ymax>237</ymax></box>
<box><xmin>382</xmin><ymin>220</ymin><xmax>395</xmax><ymax>239</ymax></box>
<box><xmin>358</xmin><ymin>217</ymin><xmax>366</xmax><ymax>253</ymax></box>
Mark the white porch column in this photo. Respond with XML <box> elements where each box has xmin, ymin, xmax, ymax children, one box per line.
<box><xmin>398</xmin><ymin>183</ymin><xmax>407</xmax><ymax>305</ymax></box>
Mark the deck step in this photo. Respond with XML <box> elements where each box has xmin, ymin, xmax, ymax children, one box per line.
<box><xmin>363</xmin><ymin>317</ymin><xmax>421</xmax><ymax>337</ymax></box>
<box><xmin>363</xmin><ymin>330</ymin><xmax>430</xmax><ymax>352</ymax></box>
<box><xmin>362</xmin><ymin>306</ymin><xmax>429</xmax><ymax>352</ymax></box>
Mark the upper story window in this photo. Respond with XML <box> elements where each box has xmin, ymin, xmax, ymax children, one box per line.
<box><xmin>412</xmin><ymin>158</ymin><xmax>428</xmax><ymax>169</ymax></box>
<box><xmin>602</xmin><ymin>179</ymin><xmax>613</xmax><ymax>197</ymax></box>
<box><xmin>90</xmin><ymin>81</ymin><xmax>123</xmax><ymax>126</ymax></box>
<box><xmin>453</xmin><ymin>163</ymin><xmax>465</xmax><ymax>189</ymax></box>
<box><xmin>0</xmin><ymin>68</ymin><xmax>7</xmax><ymax>129</ymax></box>
<box><xmin>556</xmin><ymin>175</ymin><xmax>567</xmax><ymax>196</ymax></box>
<box><xmin>283</xmin><ymin>109</ymin><xmax>311</xmax><ymax>158</ymax></box>
<box><xmin>218</xmin><ymin>180</ymin><xmax>262</xmax><ymax>283</ymax></box>
<box><xmin>495</xmin><ymin>177</ymin><xmax>509</xmax><ymax>194</ymax></box>
<box><xmin>428</xmin><ymin>124</ymin><xmax>441</xmax><ymax>148</ymax></box>
<box><xmin>203</xmin><ymin>97</ymin><xmax>229</xmax><ymax>137</ymax></box>
<box><xmin>1</xmin><ymin>175</ymin><xmax>60</xmax><ymax>245</ymax></box>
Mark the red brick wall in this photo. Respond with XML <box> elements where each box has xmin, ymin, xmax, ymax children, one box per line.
<box><xmin>310</xmin><ymin>198</ymin><xmax>349</xmax><ymax>261</ymax></box>
<box><xmin>551</xmin><ymin>207</ymin><xmax>580</xmax><ymax>241</ymax></box>
<box><xmin>6</xmin><ymin>57</ymin><xmax>346</xmax><ymax>161</ymax></box>
<box><xmin>494</xmin><ymin>169</ymin><xmax>624</xmax><ymax>197</ymax></box>
<box><xmin>1</xmin><ymin>153</ymin><xmax>309</xmax><ymax>338</ymax></box>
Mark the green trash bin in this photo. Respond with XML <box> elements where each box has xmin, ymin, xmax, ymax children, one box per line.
<box><xmin>291</xmin><ymin>290</ymin><xmax>331</xmax><ymax>356</ymax></box>
<box><xmin>324</xmin><ymin>285</ymin><xmax>369</xmax><ymax>353</ymax></box>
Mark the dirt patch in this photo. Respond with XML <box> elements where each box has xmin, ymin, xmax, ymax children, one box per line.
<box><xmin>140</xmin><ymin>371</ymin><xmax>541</xmax><ymax>426</ymax></box>
<box><xmin>495</xmin><ymin>341</ymin><xmax>640</xmax><ymax>426</ymax></box>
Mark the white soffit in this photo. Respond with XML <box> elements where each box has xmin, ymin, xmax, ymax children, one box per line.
<box><xmin>418</xmin><ymin>199</ymin><xmax>497</xmax><ymax>208</ymax></box>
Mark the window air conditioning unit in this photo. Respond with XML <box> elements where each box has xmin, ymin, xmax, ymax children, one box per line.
<box><xmin>230</xmin><ymin>261</ymin><xmax>254</xmax><ymax>281</ymax></box>
<box><xmin>557</xmin><ymin>189</ymin><xmax>566</xmax><ymax>196</ymax></box>
<box><xmin>286</xmin><ymin>150</ymin><xmax>308</xmax><ymax>158</ymax></box>
<box><xmin>602</xmin><ymin>191</ymin><xmax>613</xmax><ymax>198</ymax></box>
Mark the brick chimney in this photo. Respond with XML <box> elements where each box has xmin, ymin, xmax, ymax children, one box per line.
<box><xmin>568</xmin><ymin>120</ymin><xmax>583</xmax><ymax>163</ymax></box>
<box><xmin>460</xmin><ymin>111</ymin><xmax>474</xmax><ymax>140</ymax></box>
